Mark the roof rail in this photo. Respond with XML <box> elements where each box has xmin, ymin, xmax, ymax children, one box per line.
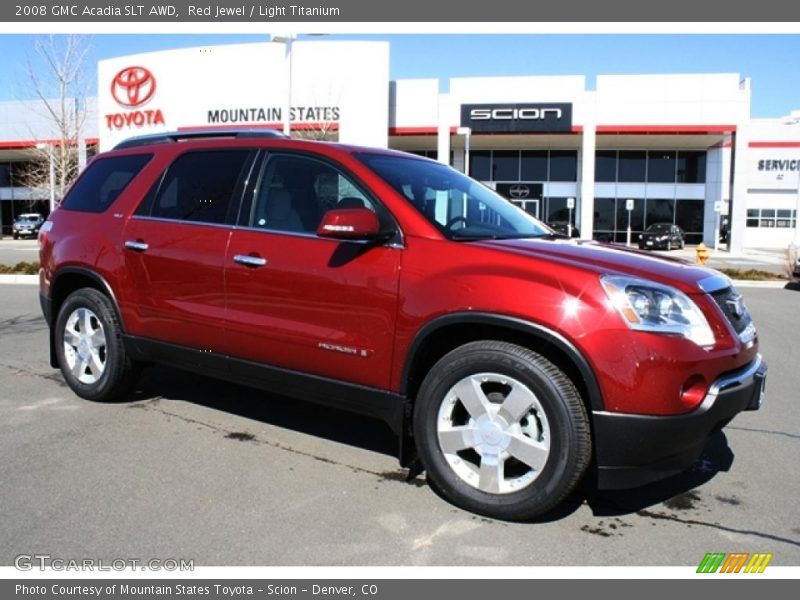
<box><xmin>113</xmin><ymin>128</ymin><xmax>288</xmax><ymax>150</ymax></box>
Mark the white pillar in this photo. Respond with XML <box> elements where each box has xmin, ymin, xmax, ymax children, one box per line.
<box><xmin>437</xmin><ymin>93</ymin><xmax>451</xmax><ymax>166</ymax></box>
<box><xmin>579</xmin><ymin>92</ymin><xmax>597</xmax><ymax>240</ymax></box>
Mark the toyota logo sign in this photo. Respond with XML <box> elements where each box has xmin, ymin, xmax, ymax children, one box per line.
<box><xmin>111</xmin><ymin>66</ymin><xmax>156</xmax><ymax>107</ymax></box>
<box><xmin>509</xmin><ymin>184</ymin><xmax>530</xmax><ymax>199</ymax></box>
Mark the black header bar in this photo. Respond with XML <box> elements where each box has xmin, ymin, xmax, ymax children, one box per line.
<box><xmin>2</xmin><ymin>1</ymin><xmax>800</xmax><ymax>22</ymax></box>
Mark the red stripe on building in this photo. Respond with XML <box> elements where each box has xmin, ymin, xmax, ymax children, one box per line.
<box><xmin>748</xmin><ymin>141</ymin><xmax>800</xmax><ymax>148</ymax></box>
<box><xmin>596</xmin><ymin>125</ymin><xmax>736</xmax><ymax>134</ymax></box>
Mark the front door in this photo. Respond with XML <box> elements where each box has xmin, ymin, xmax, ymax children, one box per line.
<box><xmin>224</xmin><ymin>152</ymin><xmax>402</xmax><ymax>390</ymax></box>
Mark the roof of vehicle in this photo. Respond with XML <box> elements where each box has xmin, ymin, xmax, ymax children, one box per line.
<box><xmin>16</xmin><ymin>213</ymin><xmax>43</xmax><ymax>220</ymax></box>
<box><xmin>110</xmin><ymin>129</ymin><xmax>428</xmax><ymax>161</ymax></box>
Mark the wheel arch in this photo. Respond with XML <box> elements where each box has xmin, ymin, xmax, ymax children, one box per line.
<box><xmin>48</xmin><ymin>267</ymin><xmax>124</xmax><ymax>368</ymax></box>
<box><xmin>400</xmin><ymin>313</ymin><xmax>605</xmax><ymax>414</ymax></box>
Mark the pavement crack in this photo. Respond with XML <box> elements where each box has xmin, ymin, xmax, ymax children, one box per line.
<box><xmin>135</xmin><ymin>401</ymin><xmax>424</xmax><ymax>487</ymax></box>
<box><xmin>726</xmin><ymin>426</ymin><xmax>800</xmax><ymax>441</ymax></box>
<box><xmin>636</xmin><ymin>509</ymin><xmax>800</xmax><ymax>548</ymax></box>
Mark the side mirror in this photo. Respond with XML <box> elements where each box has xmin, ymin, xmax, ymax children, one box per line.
<box><xmin>316</xmin><ymin>208</ymin><xmax>383</xmax><ymax>241</ymax></box>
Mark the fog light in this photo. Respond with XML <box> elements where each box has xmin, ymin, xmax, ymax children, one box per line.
<box><xmin>679</xmin><ymin>375</ymin><xmax>708</xmax><ymax>411</ymax></box>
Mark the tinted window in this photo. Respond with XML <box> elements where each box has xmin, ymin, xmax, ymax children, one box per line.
<box><xmin>61</xmin><ymin>154</ymin><xmax>152</xmax><ymax>213</ymax></box>
<box><xmin>618</xmin><ymin>151</ymin><xmax>646</xmax><ymax>182</ymax></box>
<box><xmin>492</xmin><ymin>150</ymin><xmax>519</xmax><ymax>181</ymax></box>
<box><xmin>594</xmin><ymin>151</ymin><xmax>617</xmax><ymax>182</ymax></box>
<box><xmin>520</xmin><ymin>151</ymin><xmax>548</xmax><ymax>181</ymax></box>
<box><xmin>549</xmin><ymin>151</ymin><xmax>577</xmax><ymax>181</ymax></box>
<box><xmin>648</xmin><ymin>151</ymin><xmax>676</xmax><ymax>183</ymax></box>
<box><xmin>470</xmin><ymin>151</ymin><xmax>491</xmax><ymax>181</ymax></box>
<box><xmin>676</xmin><ymin>151</ymin><xmax>706</xmax><ymax>183</ymax></box>
<box><xmin>145</xmin><ymin>151</ymin><xmax>250</xmax><ymax>224</ymax></box>
<box><xmin>247</xmin><ymin>154</ymin><xmax>377</xmax><ymax>234</ymax></box>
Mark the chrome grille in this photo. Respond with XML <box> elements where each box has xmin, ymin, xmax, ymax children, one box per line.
<box><xmin>709</xmin><ymin>287</ymin><xmax>751</xmax><ymax>336</ymax></box>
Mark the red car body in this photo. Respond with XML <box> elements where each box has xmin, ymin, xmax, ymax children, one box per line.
<box><xmin>39</xmin><ymin>132</ymin><xmax>766</xmax><ymax>517</ymax></box>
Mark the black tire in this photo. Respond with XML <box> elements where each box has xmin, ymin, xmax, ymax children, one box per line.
<box><xmin>13</xmin><ymin>233</ymin><xmax>18</xmax><ymax>240</ymax></box>
<box><xmin>413</xmin><ymin>341</ymin><xmax>591</xmax><ymax>520</ymax></box>
<box><xmin>680</xmin><ymin>239</ymin><xmax>685</xmax><ymax>250</ymax></box>
<box><xmin>54</xmin><ymin>288</ymin><xmax>140</xmax><ymax>402</ymax></box>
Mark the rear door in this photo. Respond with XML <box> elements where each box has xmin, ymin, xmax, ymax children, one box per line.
<box><xmin>224</xmin><ymin>151</ymin><xmax>402</xmax><ymax>390</ymax></box>
<box><xmin>121</xmin><ymin>148</ymin><xmax>256</xmax><ymax>354</ymax></box>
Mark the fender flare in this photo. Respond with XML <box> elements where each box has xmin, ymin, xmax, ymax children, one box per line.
<box><xmin>400</xmin><ymin>312</ymin><xmax>605</xmax><ymax>411</ymax></box>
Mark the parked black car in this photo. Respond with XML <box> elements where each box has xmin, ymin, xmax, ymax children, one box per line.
<box><xmin>12</xmin><ymin>213</ymin><xmax>45</xmax><ymax>240</ymax></box>
<box><xmin>638</xmin><ymin>223</ymin><xmax>685</xmax><ymax>251</ymax></box>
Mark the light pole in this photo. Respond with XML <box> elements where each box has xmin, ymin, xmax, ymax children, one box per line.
<box><xmin>271</xmin><ymin>33</ymin><xmax>296</xmax><ymax>137</ymax></box>
<box><xmin>457</xmin><ymin>126</ymin><xmax>471</xmax><ymax>176</ymax></box>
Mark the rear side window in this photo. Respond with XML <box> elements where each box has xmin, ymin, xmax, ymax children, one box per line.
<box><xmin>61</xmin><ymin>154</ymin><xmax>152</xmax><ymax>213</ymax></box>
<box><xmin>136</xmin><ymin>150</ymin><xmax>251</xmax><ymax>225</ymax></box>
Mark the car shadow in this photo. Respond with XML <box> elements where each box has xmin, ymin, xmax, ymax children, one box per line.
<box><xmin>784</xmin><ymin>280</ymin><xmax>800</xmax><ymax>292</ymax></box>
<box><xmin>125</xmin><ymin>365</ymin><xmax>735</xmax><ymax>523</ymax></box>
<box><xmin>128</xmin><ymin>364</ymin><xmax>398</xmax><ymax>460</ymax></box>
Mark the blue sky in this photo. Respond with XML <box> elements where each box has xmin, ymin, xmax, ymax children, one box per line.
<box><xmin>1</xmin><ymin>33</ymin><xmax>798</xmax><ymax>118</ymax></box>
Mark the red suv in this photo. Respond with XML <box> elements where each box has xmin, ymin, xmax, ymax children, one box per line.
<box><xmin>38</xmin><ymin>130</ymin><xmax>766</xmax><ymax>520</ymax></box>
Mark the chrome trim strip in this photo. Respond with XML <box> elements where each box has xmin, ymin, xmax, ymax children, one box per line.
<box><xmin>697</xmin><ymin>273</ymin><xmax>732</xmax><ymax>293</ymax></box>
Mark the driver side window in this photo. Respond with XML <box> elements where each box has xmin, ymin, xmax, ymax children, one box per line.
<box><xmin>247</xmin><ymin>154</ymin><xmax>376</xmax><ymax>234</ymax></box>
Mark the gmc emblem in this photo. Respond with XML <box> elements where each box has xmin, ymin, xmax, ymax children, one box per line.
<box><xmin>470</xmin><ymin>107</ymin><xmax>563</xmax><ymax>121</ymax></box>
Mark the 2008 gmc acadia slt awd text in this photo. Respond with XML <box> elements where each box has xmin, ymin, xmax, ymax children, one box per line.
<box><xmin>38</xmin><ymin>130</ymin><xmax>767</xmax><ymax>520</ymax></box>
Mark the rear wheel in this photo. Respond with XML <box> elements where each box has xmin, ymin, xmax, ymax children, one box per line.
<box><xmin>54</xmin><ymin>288</ymin><xmax>140</xmax><ymax>402</ymax></box>
<box><xmin>413</xmin><ymin>341</ymin><xmax>591</xmax><ymax>520</ymax></box>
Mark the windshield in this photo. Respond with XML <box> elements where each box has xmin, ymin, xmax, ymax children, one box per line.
<box><xmin>647</xmin><ymin>223</ymin><xmax>672</xmax><ymax>232</ymax></box>
<box><xmin>356</xmin><ymin>153</ymin><xmax>550</xmax><ymax>241</ymax></box>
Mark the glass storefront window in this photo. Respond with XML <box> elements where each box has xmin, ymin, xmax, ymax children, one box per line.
<box><xmin>549</xmin><ymin>151</ymin><xmax>578</xmax><ymax>182</ymax></box>
<box><xmin>595</xmin><ymin>151</ymin><xmax>617</xmax><ymax>182</ymax></box>
<box><xmin>520</xmin><ymin>150</ymin><xmax>548</xmax><ymax>181</ymax></box>
<box><xmin>594</xmin><ymin>197</ymin><xmax>615</xmax><ymax>234</ymax></box>
<box><xmin>470</xmin><ymin>151</ymin><xmax>491</xmax><ymax>181</ymax></box>
<box><xmin>618</xmin><ymin>151</ymin><xmax>646</xmax><ymax>182</ymax></box>
<box><xmin>647</xmin><ymin>151</ymin><xmax>677</xmax><ymax>183</ymax></box>
<box><xmin>615</xmin><ymin>198</ymin><xmax>645</xmax><ymax>243</ymax></box>
<box><xmin>675</xmin><ymin>199</ymin><xmax>704</xmax><ymax>244</ymax></box>
<box><xmin>676</xmin><ymin>151</ymin><xmax>706</xmax><ymax>183</ymax></box>
<box><xmin>492</xmin><ymin>150</ymin><xmax>520</xmax><ymax>181</ymax></box>
<box><xmin>645</xmin><ymin>198</ymin><xmax>675</xmax><ymax>228</ymax></box>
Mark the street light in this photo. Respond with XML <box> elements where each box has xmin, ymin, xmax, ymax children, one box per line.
<box><xmin>457</xmin><ymin>126</ymin><xmax>471</xmax><ymax>176</ymax></box>
<box><xmin>271</xmin><ymin>33</ymin><xmax>296</xmax><ymax>137</ymax></box>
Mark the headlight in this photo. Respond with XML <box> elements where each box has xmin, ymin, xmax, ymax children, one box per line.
<box><xmin>600</xmin><ymin>275</ymin><xmax>715</xmax><ymax>347</ymax></box>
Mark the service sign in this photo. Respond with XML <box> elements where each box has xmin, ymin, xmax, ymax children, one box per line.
<box><xmin>460</xmin><ymin>103</ymin><xmax>573</xmax><ymax>133</ymax></box>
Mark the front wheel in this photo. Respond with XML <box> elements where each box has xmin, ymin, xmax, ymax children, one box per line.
<box><xmin>413</xmin><ymin>341</ymin><xmax>591</xmax><ymax>520</ymax></box>
<box><xmin>54</xmin><ymin>288</ymin><xmax>140</xmax><ymax>402</ymax></box>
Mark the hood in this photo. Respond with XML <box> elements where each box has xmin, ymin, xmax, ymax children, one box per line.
<box><xmin>473</xmin><ymin>238</ymin><xmax>724</xmax><ymax>295</ymax></box>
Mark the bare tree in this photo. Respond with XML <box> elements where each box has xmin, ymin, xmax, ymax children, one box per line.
<box><xmin>17</xmin><ymin>35</ymin><xmax>92</xmax><ymax>207</ymax></box>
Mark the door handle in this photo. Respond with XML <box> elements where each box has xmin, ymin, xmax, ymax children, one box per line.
<box><xmin>233</xmin><ymin>254</ymin><xmax>267</xmax><ymax>267</ymax></box>
<box><xmin>124</xmin><ymin>240</ymin><xmax>149</xmax><ymax>252</ymax></box>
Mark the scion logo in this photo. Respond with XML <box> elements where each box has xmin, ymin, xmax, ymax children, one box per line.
<box><xmin>111</xmin><ymin>66</ymin><xmax>156</xmax><ymax>107</ymax></box>
<box><xmin>461</xmin><ymin>103</ymin><xmax>572</xmax><ymax>133</ymax></box>
<box><xmin>105</xmin><ymin>65</ymin><xmax>165</xmax><ymax>131</ymax></box>
<box><xmin>509</xmin><ymin>184</ymin><xmax>531</xmax><ymax>199</ymax></box>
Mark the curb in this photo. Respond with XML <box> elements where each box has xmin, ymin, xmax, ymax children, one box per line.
<box><xmin>0</xmin><ymin>274</ymin><xmax>38</xmax><ymax>285</ymax></box>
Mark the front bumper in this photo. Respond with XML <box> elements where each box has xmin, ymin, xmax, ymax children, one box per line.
<box><xmin>593</xmin><ymin>355</ymin><xmax>767</xmax><ymax>490</ymax></box>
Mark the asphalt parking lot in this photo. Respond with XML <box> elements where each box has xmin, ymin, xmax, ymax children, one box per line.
<box><xmin>0</xmin><ymin>283</ymin><xmax>798</xmax><ymax>567</ymax></box>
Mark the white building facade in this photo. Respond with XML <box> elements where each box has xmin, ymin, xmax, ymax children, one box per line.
<box><xmin>0</xmin><ymin>39</ymin><xmax>798</xmax><ymax>252</ymax></box>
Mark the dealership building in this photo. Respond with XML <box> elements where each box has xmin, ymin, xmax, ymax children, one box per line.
<box><xmin>1</xmin><ymin>39</ymin><xmax>799</xmax><ymax>253</ymax></box>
